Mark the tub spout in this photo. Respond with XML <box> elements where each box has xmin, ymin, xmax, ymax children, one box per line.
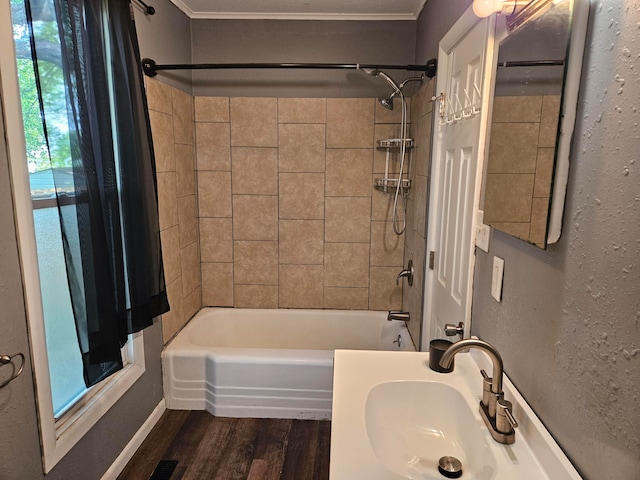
<box><xmin>387</xmin><ymin>311</ymin><xmax>410</xmax><ymax>322</ymax></box>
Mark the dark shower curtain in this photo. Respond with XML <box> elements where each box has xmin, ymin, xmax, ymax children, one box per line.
<box><xmin>25</xmin><ymin>0</ymin><xmax>169</xmax><ymax>387</ymax></box>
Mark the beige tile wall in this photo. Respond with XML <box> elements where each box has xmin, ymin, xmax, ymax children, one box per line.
<box><xmin>145</xmin><ymin>77</ymin><xmax>434</xmax><ymax>342</ymax></box>
<box><xmin>147</xmin><ymin>78</ymin><xmax>202</xmax><ymax>343</ymax></box>
<box><xmin>403</xmin><ymin>78</ymin><xmax>435</xmax><ymax>346</ymax></box>
<box><xmin>196</xmin><ymin>96</ymin><xmax>406</xmax><ymax>310</ymax></box>
<box><xmin>484</xmin><ymin>95</ymin><xmax>560</xmax><ymax>247</ymax></box>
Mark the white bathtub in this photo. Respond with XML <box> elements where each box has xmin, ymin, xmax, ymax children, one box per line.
<box><xmin>162</xmin><ymin>308</ymin><xmax>415</xmax><ymax>419</ymax></box>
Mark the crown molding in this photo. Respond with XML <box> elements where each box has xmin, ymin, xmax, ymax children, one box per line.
<box><xmin>170</xmin><ymin>0</ymin><xmax>422</xmax><ymax>21</ymax></box>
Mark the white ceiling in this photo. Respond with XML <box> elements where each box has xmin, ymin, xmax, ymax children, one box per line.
<box><xmin>170</xmin><ymin>0</ymin><xmax>428</xmax><ymax>20</ymax></box>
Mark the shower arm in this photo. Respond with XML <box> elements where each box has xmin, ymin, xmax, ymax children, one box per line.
<box><xmin>382</xmin><ymin>75</ymin><xmax>426</xmax><ymax>103</ymax></box>
<box><xmin>142</xmin><ymin>58</ymin><xmax>437</xmax><ymax>78</ymax></box>
<box><xmin>399</xmin><ymin>76</ymin><xmax>425</xmax><ymax>90</ymax></box>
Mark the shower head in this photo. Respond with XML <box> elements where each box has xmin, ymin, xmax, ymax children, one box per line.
<box><xmin>361</xmin><ymin>68</ymin><xmax>402</xmax><ymax>94</ymax></box>
<box><xmin>381</xmin><ymin>76</ymin><xmax>426</xmax><ymax>109</ymax></box>
<box><xmin>379</xmin><ymin>92</ymin><xmax>398</xmax><ymax>110</ymax></box>
<box><xmin>362</xmin><ymin>68</ymin><xmax>424</xmax><ymax>110</ymax></box>
<box><xmin>379</xmin><ymin>96</ymin><xmax>394</xmax><ymax>110</ymax></box>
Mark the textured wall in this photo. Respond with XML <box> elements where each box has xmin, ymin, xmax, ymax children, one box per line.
<box><xmin>471</xmin><ymin>2</ymin><xmax>640</xmax><ymax>479</ymax></box>
<box><xmin>190</xmin><ymin>19</ymin><xmax>417</xmax><ymax>98</ymax></box>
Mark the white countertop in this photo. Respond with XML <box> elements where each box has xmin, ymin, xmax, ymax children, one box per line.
<box><xmin>329</xmin><ymin>349</ymin><xmax>582</xmax><ymax>480</ymax></box>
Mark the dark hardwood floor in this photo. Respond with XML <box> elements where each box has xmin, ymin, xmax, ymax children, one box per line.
<box><xmin>117</xmin><ymin>410</ymin><xmax>331</xmax><ymax>480</ymax></box>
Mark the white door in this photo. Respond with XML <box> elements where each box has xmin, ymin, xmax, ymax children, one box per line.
<box><xmin>423</xmin><ymin>8</ymin><xmax>496</xmax><ymax>346</ymax></box>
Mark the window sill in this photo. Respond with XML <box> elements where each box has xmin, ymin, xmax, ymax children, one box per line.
<box><xmin>42</xmin><ymin>332</ymin><xmax>145</xmax><ymax>473</ymax></box>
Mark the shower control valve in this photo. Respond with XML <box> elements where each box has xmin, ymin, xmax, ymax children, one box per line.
<box><xmin>396</xmin><ymin>259</ymin><xmax>414</xmax><ymax>286</ymax></box>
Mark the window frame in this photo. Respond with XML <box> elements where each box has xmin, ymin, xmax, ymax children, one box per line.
<box><xmin>0</xmin><ymin>3</ymin><xmax>146</xmax><ymax>473</ymax></box>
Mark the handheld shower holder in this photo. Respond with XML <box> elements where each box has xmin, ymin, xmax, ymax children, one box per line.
<box><xmin>374</xmin><ymin>178</ymin><xmax>411</xmax><ymax>195</ymax></box>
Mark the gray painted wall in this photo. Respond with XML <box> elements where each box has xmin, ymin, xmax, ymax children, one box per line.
<box><xmin>415</xmin><ymin>0</ymin><xmax>473</xmax><ymax>64</ymax></box>
<box><xmin>135</xmin><ymin>1</ymin><xmax>418</xmax><ymax>98</ymax></box>
<box><xmin>134</xmin><ymin>0</ymin><xmax>192</xmax><ymax>93</ymax></box>
<box><xmin>190</xmin><ymin>19</ymin><xmax>417</xmax><ymax>98</ymax></box>
<box><xmin>468</xmin><ymin>3</ymin><xmax>640</xmax><ymax>480</ymax></box>
<box><xmin>0</xmin><ymin>48</ymin><xmax>164</xmax><ymax>480</ymax></box>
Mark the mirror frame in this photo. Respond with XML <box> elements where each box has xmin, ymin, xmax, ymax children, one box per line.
<box><xmin>485</xmin><ymin>0</ymin><xmax>590</xmax><ymax>246</ymax></box>
<box><xmin>546</xmin><ymin>0</ymin><xmax>589</xmax><ymax>243</ymax></box>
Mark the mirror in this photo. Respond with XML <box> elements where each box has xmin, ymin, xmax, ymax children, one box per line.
<box><xmin>482</xmin><ymin>0</ymin><xmax>589</xmax><ymax>248</ymax></box>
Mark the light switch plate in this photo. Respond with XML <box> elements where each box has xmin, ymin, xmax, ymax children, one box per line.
<box><xmin>476</xmin><ymin>224</ymin><xmax>490</xmax><ymax>252</ymax></box>
<box><xmin>475</xmin><ymin>210</ymin><xmax>490</xmax><ymax>253</ymax></box>
<box><xmin>491</xmin><ymin>256</ymin><xmax>504</xmax><ymax>302</ymax></box>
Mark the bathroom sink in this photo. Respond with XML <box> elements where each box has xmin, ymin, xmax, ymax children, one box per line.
<box><xmin>330</xmin><ymin>349</ymin><xmax>583</xmax><ymax>480</ymax></box>
<box><xmin>365</xmin><ymin>381</ymin><xmax>496</xmax><ymax>480</ymax></box>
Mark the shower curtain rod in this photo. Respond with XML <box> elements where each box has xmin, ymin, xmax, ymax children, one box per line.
<box><xmin>141</xmin><ymin>58</ymin><xmax>437</xmax><ymax>78</ymax></box>
<box><xmin>498</xmin><ymin>60</ymin><xmax>564</xmax><ymax>68</ymax></box>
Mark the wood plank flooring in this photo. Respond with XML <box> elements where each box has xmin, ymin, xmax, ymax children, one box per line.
<box><xmin>117</xmin><ymin>410</ymin><xmax>331</xmax><ymax>480</ymax></box>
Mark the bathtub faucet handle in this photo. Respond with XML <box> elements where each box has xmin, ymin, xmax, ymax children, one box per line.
<box><xmin>396</xmin><ymin>259</ymin><xmax>414</xmax><ymax>286</ymax></box>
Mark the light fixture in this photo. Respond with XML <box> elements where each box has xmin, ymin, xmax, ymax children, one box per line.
<box><xmin>506</xmin><ymin>0</ymin><xmax>559</xmax><ymax>32</ymax></box>
<box><xmin>472</xmin><ymin>0</ymin><xmax>520</xmax><ymax>18</ymax></box>
<box><xmin>472</xmin><ymin>0</ymin><xmax>560</xmax><ymax>32</ymax></box>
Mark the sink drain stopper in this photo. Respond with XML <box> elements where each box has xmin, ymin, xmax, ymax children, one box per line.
<box><xmin>438</xmin><ymin>456</ymin><xmax>463</xmax><ymax>479</ymax></box>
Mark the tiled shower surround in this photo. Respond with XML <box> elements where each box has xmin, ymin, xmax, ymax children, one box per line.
<box><xmin>196</xmin><ymin>95</ymin><xmax>407</xmax><ymax>311</ymax></box>
<box><xmin>146</xmin><ymin>77</ymin><xmax>434</xmax><ymax>345</ymax></box>
<box><xmin>403</xmin><ymin>80</ymin><xmax>434</xmax><ymax>345</ymax></box>
<box><xmin>147</xmin><ymin>79</ymin><xmax>201</xmax><ymax>342</ymax></box>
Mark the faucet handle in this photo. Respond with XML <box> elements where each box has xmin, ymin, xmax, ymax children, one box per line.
<box><xmin>480</xmin><ymin>370</ymin><xmax>492</xmax><ymax>408</ymax></box>
<box><xmin>496</xmin><ymin>399</ymin><xmax>518</xmax><ymax>434</ymax></box>
<box><xmin>396</xmin><ymin>259</ymin><xmax>414</xmax><ymax>286</ymax></box>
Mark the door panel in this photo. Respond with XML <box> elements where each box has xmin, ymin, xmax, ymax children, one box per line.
<box><xmin>423</xmin><ymin>9</ymin><xmax>496</xmax><ymax>347</ymax></box>
<box><xmin>431</xmin><ymin>117</ymin><xmax>479</xmax><ymax>339</ymax></box>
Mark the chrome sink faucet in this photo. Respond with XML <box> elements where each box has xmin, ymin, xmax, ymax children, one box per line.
<box><xmin>439</xmin><ymin>338</ymin><xmax>518</xmax><ymax>444</ymax></box>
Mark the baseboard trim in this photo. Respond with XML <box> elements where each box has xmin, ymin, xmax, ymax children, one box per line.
<box><xmin>100</xmin><ymin>398</ymin><xmax>166</xmax><ymax>480</ymax></box>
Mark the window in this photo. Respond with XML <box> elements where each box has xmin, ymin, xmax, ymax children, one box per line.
<box><xmin>13</xmin><ymin>0</ymin><xmax>89</xmax><ymax>414</ymax></box>
<box><xmin>1</xmin><ymin>0</ymin><xmax>163</xmax><ymax>472</ymax></box>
